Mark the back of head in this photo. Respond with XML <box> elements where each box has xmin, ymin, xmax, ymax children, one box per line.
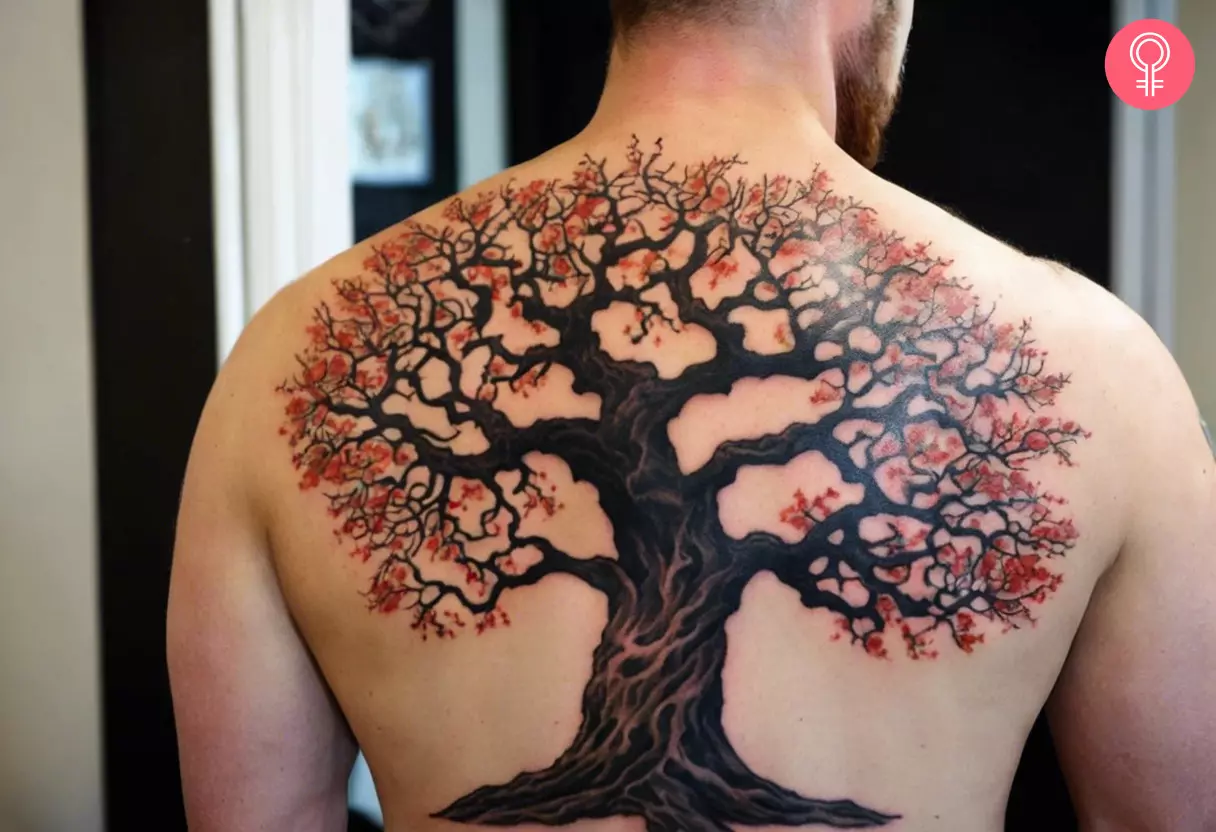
<box><xmin>609</xmin><ymin>0</ymin><xmax>795</xmax><ymax>40</ymax></box>
<box><xmin>604</xmin><ymin>0</ymin><xmax>911</xmax><ymax>169</ymax></box>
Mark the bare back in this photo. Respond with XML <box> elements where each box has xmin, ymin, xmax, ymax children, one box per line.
<box><xmin>169</xmin><ymin>135</ymin><xmax>1216</xmax><ymax>832</ymax></box>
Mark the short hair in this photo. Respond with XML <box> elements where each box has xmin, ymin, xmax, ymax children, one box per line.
<box><xmin>610</xmin><ymin>0</ymin><xmax>773</xmax><ymax>41</ymax></box>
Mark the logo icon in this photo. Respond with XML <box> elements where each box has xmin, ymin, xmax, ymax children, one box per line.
<box><xmin>1131</xmin><ymin>32</ymin><xmax>1170</xmax><ymax>97</ymax></box>
<box><xmin>1107</xmin><ymin>19</ymin><xmax>1195</xmax><ymax>110</ymax></box>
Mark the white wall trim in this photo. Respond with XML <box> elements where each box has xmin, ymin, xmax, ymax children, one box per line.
<box><xmin>209</xmin><ymin>0</ymin><xmax>248</xmax><ymax>362</ymax></box>
<box><xmin>455</xmin><ymin>0</ymin><xmax>509</xmax><ymax>188</ymax></box>
<box><xmin>211</xmin><ymin>0</ymin><xmax>355</xmax><ymax>361</ymax></box>
<box><xmin>240</xmin><ymin>0</ymin><xmax>354</xmax><ymax>315</ymax></box>
<box><xmin>213</xmin><ymin>0</ymin><xmax>509</xmax><ymax>363</ymax></box>
<box><xmin>211</xmin><ymin>0</ymin><xmax>354</xmax><ymax>349</ymax></box>
<box><xmin>1112</xmin><ymin>0</ymin><xmax>1178</xmax><ymax>348</ymax></box>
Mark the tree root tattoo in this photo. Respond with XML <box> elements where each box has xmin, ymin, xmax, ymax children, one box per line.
<box><xmin>279</xmin><ymin>139</ymin><xmax>1089</xmax><ymax>830</ymax></box>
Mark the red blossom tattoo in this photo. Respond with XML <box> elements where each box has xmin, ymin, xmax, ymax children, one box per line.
<box><xmin>278</xmin><ymin>139</ymin><xmax>1088</xmax><ymax>831</ymax></box>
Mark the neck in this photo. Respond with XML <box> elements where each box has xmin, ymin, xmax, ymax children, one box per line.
<box><xmin>582</xmin><ymin>21</ymin><xmax>841</xmax><ymax>156</ymax></box>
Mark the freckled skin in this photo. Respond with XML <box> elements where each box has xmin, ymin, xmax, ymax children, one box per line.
<box><xmin>279</xmin><ymin>141</ymin><xmax>1088</xmax><ymax>831</ymax></box>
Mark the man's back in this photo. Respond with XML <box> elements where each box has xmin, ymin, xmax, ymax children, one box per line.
<box><xmin>168</xmin><ymin>4</ymin><xmax>1216</xmax><ymax>830</ymax></box>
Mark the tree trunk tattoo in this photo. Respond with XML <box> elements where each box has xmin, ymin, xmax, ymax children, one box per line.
<box><xmin>279</xmin><ymin>140</ymin><xmax>1089</xmax><ymax>830</ymax></box>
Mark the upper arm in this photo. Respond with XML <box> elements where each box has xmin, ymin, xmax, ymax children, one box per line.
<box><xmin>1047</xmin><ymin>323</ymin><xmax>1216</xmax><ymax>830</ymax></box>
<box><xmin>168</xmin><ymin>362</ymin><xmax>357</xmax><ymax>831</ymax></box>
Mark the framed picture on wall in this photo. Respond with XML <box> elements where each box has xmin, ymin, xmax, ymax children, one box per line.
<box><xmin>349</xmin><ymin>57</ymin><xmax>434</xmax><ymax>186</ymax></box>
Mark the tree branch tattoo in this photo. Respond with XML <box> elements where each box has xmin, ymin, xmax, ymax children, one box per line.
<box><xmin>279</xmin><ymin>140</ymin><xmax>1089</xmax><ymax>831</ymax></box>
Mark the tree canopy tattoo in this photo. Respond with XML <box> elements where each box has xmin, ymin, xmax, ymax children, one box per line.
<box><xmin>279</xmin><ymin>140</ymin><xmax>1089</xmax><ymax>831</ymax></box>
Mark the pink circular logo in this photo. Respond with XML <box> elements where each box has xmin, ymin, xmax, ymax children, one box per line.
<box><xmin>1106</xmin><ymin>19</ymin><xmax>1195</xmax><ymax>110</ymax></box>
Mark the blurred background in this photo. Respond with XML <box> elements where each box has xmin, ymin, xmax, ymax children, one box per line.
<box><xmin>0</xmin><ymin>0</ymin><xmax>1209</xmax><ymax>829</ymax></box>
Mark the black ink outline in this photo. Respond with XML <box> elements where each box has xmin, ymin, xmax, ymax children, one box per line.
<box><xmin>280</xmin><ymin>140</ymin><xmax>1087</xmax><ymax>830</ymax></box>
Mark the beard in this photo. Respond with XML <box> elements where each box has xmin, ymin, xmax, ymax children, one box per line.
<box><xmin>834</xmin><ymin>2</ymin><xmax>903</xmax><ymax>169</ymax></box>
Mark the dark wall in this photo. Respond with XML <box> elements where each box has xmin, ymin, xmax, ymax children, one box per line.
<box><xmin>352</xmin><ymin>0</ymin><xmax>457</xmax><ymax>242</ymax></box>
<box><xmin>507</xmin><ymin>1</ymin><xmax>614</xmax><ymax>163</ymax></box>
<box><xmin>84</xmin><ymin>0</ymin><xmax>216</xmax><ymax>828</ymax></box>
<box><xmin>875</xmin><ymin>2</ymin><xmax>1112</xmax><ymax>286</ymax></box>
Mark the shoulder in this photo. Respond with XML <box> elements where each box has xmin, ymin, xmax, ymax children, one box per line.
<box><xmin>866</xmin><ymin>172</ymin><xmax>1209</xmax><ymax>516</ymax></box>
<box><xmin>958</xmin><ymin>230</ymin><xmax>1212</xmax><ymax>541</ymax></box>
<box><xmin>866</xmin><ymin>173</ymin><xmax>1175</xmax><ymax>412</ymax></box>
<box><xmin>225</xmin><ymin>149</ymin><xmax>573</xmax><ymax>389</ymax></box>
<box><xmin>195</xmin><ymin>179</ymin><xmax>499</xmax><ymax>510</ymax></box>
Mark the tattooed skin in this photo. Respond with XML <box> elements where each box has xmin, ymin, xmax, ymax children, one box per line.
<box><xmin>279</xmin><ymin>141</ymin><xmax>1088</xmax><ymax>831</ymax></box>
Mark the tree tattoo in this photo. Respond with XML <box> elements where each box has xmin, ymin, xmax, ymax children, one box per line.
<box><xmin>279</xmin><ymin>141</ymin><xmax>1089</xmax><ymax>831</ymax></box>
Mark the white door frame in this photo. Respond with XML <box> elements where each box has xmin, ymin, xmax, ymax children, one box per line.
<box><xmin>208</xmin><ymin>0</ymin><xmax>248</xmax><ymax>362</ymax></box>
<box><xmin>1112</xmin><ymin>0</ymin><xmax>1178</xmax><ymax>348</ymax></box>
<box><xmin>209</xmin><ymin>0</ymin><xmax>354</xmax><ymax>362</ymax></box>
<box><xmin>208</xmin><ymin>0</ymin><xmax>507</xmax><ymax>363</ymax></box>
<box><xmin>455</xmin><ymin>0</ymin><xmax>509</xmax><ymax>189</ymax></box>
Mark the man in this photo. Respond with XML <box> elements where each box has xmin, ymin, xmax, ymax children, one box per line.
<box><xmin>167</xmin><ymin>1</ymin><xmax>1216</xmax><ymax>829</ymax></box>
